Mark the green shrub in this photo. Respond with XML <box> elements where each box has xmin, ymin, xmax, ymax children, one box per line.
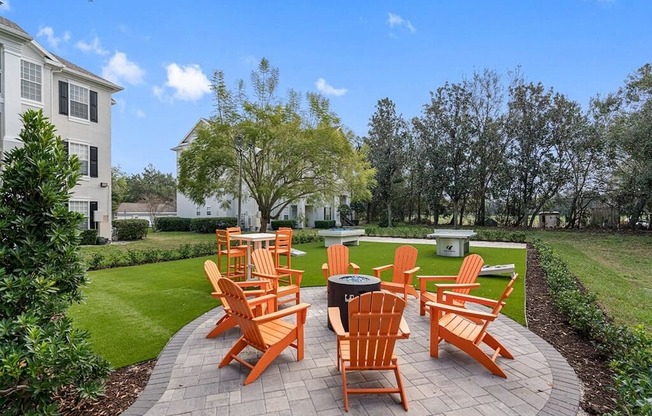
<box><xmin>80</xmin><ymin>229</ymin><xmax>98</xmax><ymax>245</ymax></box>
<box><xmin>189</xmin><ymin>217</ymin><xmax>237</xmax><ymax>233</ymax></box>
<box><xmin>314</xmin><ymin>220</ymin><xmax>336</xmax><ymax>229</ymax></box>
<box><xmin>533</xmin><ymin>239</ymin><xmax>652</xmax><ymax>415</ymax></box>
<box><xmin>271</xmin><ymin>220</ymin><xmax>296</xmax><ymax>230</ymax></box>
<box><xmin>114</xmin><ymin>219</ymin><xmax>149</xmax><ymax>241</ymax></box>
<box><xmin>0</xmin><ymin>110</ymin><xmax>110</xmax><ymax>414</ymax></box>
<box><xmin>155</xmin><ymin>217</ymin><xmax>191</xmax><ymax>232</ymax></box>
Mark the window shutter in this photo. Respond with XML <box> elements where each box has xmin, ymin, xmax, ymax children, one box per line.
<box><xmin>63</xmin><ymin>140</ymin><xmax>69</xmax><ymax>157</ymax></box>
<box><xmin>59</xmin><ymin>81</ymin><xmax>68</xmax><ymax>115</ymax></box>
<box><xmin>90</xmin><ymin>146</ymin><xmax>98</xmax><ymax>178</ymax></box>
<box><xmin>90</xmin><ymin>90</ymin><xmax>98</xmax><ymax>122</ymax></box>
<box><xmin>90</xmin><ymin>201</ymin><xmax>98</xmax><ymax>230</ymax></box>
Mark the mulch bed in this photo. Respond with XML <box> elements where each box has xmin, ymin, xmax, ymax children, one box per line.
<box><xmin>58</xmin><ymin>245</ymin><xmax>617</xmax><ymax>415</ymax></box>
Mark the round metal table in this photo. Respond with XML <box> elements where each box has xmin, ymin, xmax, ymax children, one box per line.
<box><xmin>327</xmin><ymin>274</ymin><xmax>381</xmax><ymax>331</ymax></box>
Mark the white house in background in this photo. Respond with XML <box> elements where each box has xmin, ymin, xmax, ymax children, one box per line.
<box><xmin>0</xmin><ymin>17</ymin><xmax>122</xmax><ymax>239</ymax></box>
<box><xmin>171</xmin><ymin>119</ymin><xmax>345</xmax><ymax>230</ymax></box>
<box><xmin>115</xmin><ymin>202</ymin><xmax>177</xmax><ymax>227</ymax></box>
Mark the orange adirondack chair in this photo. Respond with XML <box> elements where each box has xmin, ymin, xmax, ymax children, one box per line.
<box><xmin>268</xmin><ymin>228</ymin><xmax>292</xmax><ymax>268</ymax></box>
<box><xmin>418</xmin><ymin>253</ymin><xmax>484</xmax><ymax>316</ymax></box>
<box><xmin>251</xmin><ymin>248</ymin><xmax>303</xmax><ymax>308</ymax></box>
<box><xmin>203</xmin><ymin>260</ymin><xmax>270</xmax><ymax>338</ymax></box>
<box><xmin>216</xmin><ymin>228</ymin><xmax>246</xmax><ymax>280</ymax></box>
<box><xmin>328</xmin><ymin>291</ymin><xmax>410</xmax><ymax>412</ymax></box>
<box><xmin>321</xmin><ymin>244</ymin><xmax>360</xmax><ymax>280</ymax></box>
<box><xmin>217</xmin><ymin>277</ymin><xmax>311</xmax><ymax>385</ymax></box>
<box><xmin>372</xmin><ymin>245</ymin><xmax>421</xmax><ymax>301</ymax></box>
<box><xmin>426</xmin><ymin>273</ymin><xmax>519</xmax><ymax>378</ymax></box>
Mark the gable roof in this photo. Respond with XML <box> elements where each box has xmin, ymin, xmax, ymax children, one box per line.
<box><xmin>171</xmin><ymin>118</ymin><xmax>211</xmax><ymax>151</ymax></box>
<box><xmin>0</xmin><ymin>16</ymin><xmax>121</xmax><ymax>92</ymax></box>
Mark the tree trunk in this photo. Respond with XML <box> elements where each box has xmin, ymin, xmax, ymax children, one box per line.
<box><xmin>387</xmin><ymin>203</ymin><xmax>393</xmax><ymax>228</ymax></box>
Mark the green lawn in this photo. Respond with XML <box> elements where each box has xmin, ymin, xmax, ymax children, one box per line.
<box><xmin>70</xmin><ymin>240</ymin><xmax>526</xmax><ymax>368</ymax></box>
<box><xmin>534</xmin><ymin>231</ymin><xmax>652</xmax><ymax>330</ymax></box>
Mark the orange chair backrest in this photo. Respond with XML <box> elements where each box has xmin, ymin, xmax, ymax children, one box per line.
<box><xmin>475</xmin><ymin>273</ymin><xmax>519</xmax><ymax>343</ymax></box>
<box><xmin>217</xmin><ymin>277</ymin><xmax>266</xmax><ymax>350</ymax></box>
<box><xmin>347</xmin><ymin>291</ymin><xmax>406</xmax><ymax>367</ymax></box>
<box><xmin>391</xmin><ymin>245</ymin><xmax>418</xmax><ymax>284</ymax></box>
<box><xmin>454</xmin><ymin>253</ymin><xmax>484</xmax><ymax>295</ymax></box>
<box><xmin>327</xmin><ymin>244</ymin><xmax>352</xmax><ymax>276</ymax></box>
<box><xmin>274</xmin><ymin>229</ymin><xmax>292</xmax><ymax>250</ymax></box>
<box><xmin>251</xmin><ymin>248</ymin><xmax>276</xmax><ymax>276</ymax></box>
<box><xmin>204</xmin><ymin>260</ymin><xmax>230</xmax><ymax>309</ymax></box>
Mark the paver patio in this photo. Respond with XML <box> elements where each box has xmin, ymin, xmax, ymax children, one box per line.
<box><xmin>123</xmin><ymin>285</ymin><xmax>580</xmax><ymax>415</ymax></box>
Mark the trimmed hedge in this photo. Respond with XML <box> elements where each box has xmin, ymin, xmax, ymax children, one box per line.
<box><xmin>314</xmin><ymin>220</ymin><xmax>336</xmax><ymax>229</ymax></box>
<box><xmin>533</xmin><ymin>239</ymin><xmax>652</xmax><ymax>415</ymax></box>
<box><xmin>84</xmin><ymin>241</ymin><xmax>215</xmax><ymax>270</ymax></box>
<box><xmin>270</xmin><ymin>220</ymin><xmax>296</xmax><ymax>230</ymax></box>
<box><xmin>80</xmin><ymin>229</ymin><xmax>98</xmax><ymax>245</ymax></box>
<box><xmin>114</xmin><ymin>219</ymin><xmax>149</xmax><ymax>241</ymax></box>
<box><xmin>155</xmin><ymin>217</ymin><xmax>191</xmax><ymax>232</ymax></box>
<box><xmin>189</xmin><ymin>217</ymin><xmax>237</xmax><ymax>233</ymax></box>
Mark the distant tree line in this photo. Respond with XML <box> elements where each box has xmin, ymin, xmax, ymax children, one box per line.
<box><xmin>111</xmin><ymin>163</ymin><xmax>176</xmax><ymax>222</ymax></box>
<box><xmin>364</xmin><ymin>64</ymin><xmax>652</xmax><ymax>229</ymax></box>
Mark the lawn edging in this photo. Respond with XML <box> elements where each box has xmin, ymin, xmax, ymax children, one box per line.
<box><xmin>532</xmin><ymin>239</ymin><xmax>652</xmax><ymax>415</ymax></box>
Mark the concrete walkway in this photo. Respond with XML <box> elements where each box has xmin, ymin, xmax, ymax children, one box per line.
<box><xmin>359</xmin><ymin>236</ymin><xmax>527</xmax><ymax>249</ymax></box>
<box><xmin>124</xmin><ymin>285</ymin><xmax>580</xmax><ymax>415</ymax></box>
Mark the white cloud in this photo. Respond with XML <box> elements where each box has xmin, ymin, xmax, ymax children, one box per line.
<box><xmin>388</xmin><ymin>12</ymin><xmax>416</xmax><ymax>33</ymax></box>
<box><xmin>315</xmin><ymin>78</ymin><xmax>347</xmax><ymax>97</ymax></box>
<box><xmin>161</xmin><ymin>63</ymin><xmax>211</xmax><ymax>101</ymax></box>
<box><xmin>101</xmin><ymin>51</ymin><xmax>145</xmax><ymax>85</ymax></box>
<box><xmin>36</xmin><ymin>26</ymin><xmax>71</xmax><ymax>49</ymax></box>
<box><xmin>76</xmin><ymin>36</ymin><xmax>109</xmax><ymax>55</ymax></box>
<box><xmin>0</xmin><ymin>1</ymin><xmax>10</xmax><ymax>11</ymax></box>
<box><xmin>135</xmin><ymin>109</ymin><xmax>146</xmax><ymax>118</ymax></box>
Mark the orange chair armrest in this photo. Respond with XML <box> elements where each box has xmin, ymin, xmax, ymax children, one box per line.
<box><xmin>442</xmin><ymin>291</ymin><xmax>504</xmax><ymax>308</ymax></box>
<box><xmin>435</xmin><ymin>283</ymin><xmax>480</xmax><ymax>292</ymax></box>
<box><xmin>328</xmin><ymin>307</ymin><xmax>347</xmax><ymax>336</ymax></box>
<box><xmin>277</xmin><ymin>267</ymin><xmax>303</xmax><ymax>286</ymax></box>
<box><xmin>372</xmin><ymin>264</ymin><xmax>393</xmax><ymax>277</ymax></box>
<box><xmin>252</xmin><ymin>271</ymin><xmax>279</xmax><ymax>280</ymax></box>
<box><xmin>254</xmin><ymin>302</ymin><xmax>311</xmax><ymax>323</ymax></box>
<box><xmin>322</xmin><ymin>263</ymin><xmax>329</xmax><ymax>279</ymax></box>
<box><xmin>425</xmin><ymin>301</ymin><xmax>497</xmax><ymax>321</ymax></box>
<box><xmin>350</xmin><ymin>263</ymin><xmax>360</xmax><ymax>273</ymax></box>
<box><xmin>243</xmin><ymin>290</ymin><xmax>267</xmax><ymax>298</ymax></box>
<box><xmin>403</xmin><ymin>266</ymin><xmax>421</xmax><ymax>278</ymax></box>
<box><xmin>237</xmin><ymin>281</ymin><xmax>269</xmax><ymax>289</ymax></box>
<box><xmin>417</xmin><ymin>275</ymin><xmax>457</xmax><ymax>281</ymax></box>
<box><xmin>211</xmin><ymin>292</ymin><xmax>222</xmax><ymax>299</ymax></box>
<box><xmin>398</xmin><ymin>317</ymin><xmax>410</xmax><ymax>338</ymax></box>
<box><xmin>247</xmin><ymin>294</ymin><xmax>277</xmax><ymax>307</ymax></box>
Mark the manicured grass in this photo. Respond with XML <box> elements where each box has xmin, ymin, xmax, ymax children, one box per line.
<box><xmin>70</xmin><ymin>240</ymin><xmax>526</xmax><ymax>368</ymax></box>
<box><xmin>81</xmin><ymin>231</ymin><xmax>215</xmax><ymax>255</ymax></box>
<box><xmin>534</xmin><ymin>231</ymin><xmax>652</xmax><ymax>330</ymax></box>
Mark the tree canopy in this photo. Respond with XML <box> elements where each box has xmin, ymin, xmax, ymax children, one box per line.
<box><xmin>177</xmin><ymin>58</ymin><xmax>374</xmax><ymax>231</ymax></box>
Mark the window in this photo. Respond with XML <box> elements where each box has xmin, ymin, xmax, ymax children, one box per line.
<box><xmin>69</xmin><ymin>201</ymin><xmax>90</xmax><ymax>230</ymax></box>
<box><xmin>69</xmin><ymin>142</ymin><xmax>89</xmax><ymax>176</ymax></box>
<box><xmin>324</xmin><ymin>207</ymin><xmax>332</xmax><ymax>221</ymax></box>
<box><xmin>70</xmin><ymin>84</ymin><xmax>89</xmax><ymax>119</ymax></box>
<box><xmin>66</xmin><ymin>141</ymin><xmax>98</xmax><ymax>177</ymax></box>
<box><xmin>21</xmin><ymin>60</ymin><xmax>42</xmax><ymax>102</ymax></box>
<box><xmin>196</xmin><ymin>206</ymin><xmax>201</xmax><ymax>216</ymax></box>
<box><xmin>206</xmin><ymin>206</ymin><xmax>212</xmax><ymax>216</ymax></box>
<box><xmin>59</xmin><ymin>81</ymin><xmax>98</xmax><ymax>122</ymax></box>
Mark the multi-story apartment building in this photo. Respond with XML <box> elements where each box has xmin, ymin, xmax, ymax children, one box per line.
<box><xmin>172</xmin><ymin>119</ymin><xmax>345</xmax><ymax>230</ymax></box>
<box><xmin>0</xmin><ymin>17</ymin><xmax>122</xmax><ymax>239</ymax></box>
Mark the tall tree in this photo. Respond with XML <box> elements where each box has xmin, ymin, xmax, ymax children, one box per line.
<box><xmin>423</xmin><ymin>82</ymin><xmax>475</xmax><ymax>228</ymax></box>
<box><xmin>366</xmin><ymin>98</ymin><xmax>408</xmax><ymax>227</ymax></box>
<box><xmin>178</xmin><ymin>58</ymin><xmax>373</xmax><ymax>231</ymax></box>
<box><xmin>125</xmin><ymin>164</ymin><xmax>176</xmax><ymax>227</ymax></box>
<box><xmin>111</xmin><ymin>166</ymin><xmax>129</xmax><ymax>213</ymax></box>
<box><xmin>609</xmin><ymin>64</ymin><xmax>652</xmax><ymax>226</ymax></box>
<box><xmin>0</xmin><ymin>110</ymin><xmax>110</xmax><ymax>413</ymax></box>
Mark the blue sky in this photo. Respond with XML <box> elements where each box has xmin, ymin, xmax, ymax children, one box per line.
<box><xmin>2</xmin><ymin>1</ymin><xmax>650</xmax><ymax>175</ymax></box>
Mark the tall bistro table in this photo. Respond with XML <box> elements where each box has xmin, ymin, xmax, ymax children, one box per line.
<box><xmin>327</xmin><ymin>274</ymin><xmax>381</xmax><ymax>331</ymax></box>
<box><xmin>230</xmin><ymin>232</ymin><xmax>276</xmax><ymax>280</ymax></box>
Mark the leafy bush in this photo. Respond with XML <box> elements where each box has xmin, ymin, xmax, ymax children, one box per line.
<box><xmin>155</xmin><ymin>217</ymin><xmax>191</xmax><ymax>232</ymax></box>
<box><xmin>533</xmin><ymin>239</ymin><xmax>652</xmax><ymax>415</ymax></box>
<box><xmin>314</xmin><ymin>220</ymin><xmax>336</xmax><ymax>229</ymax></box>
<box><xmin>0</xmin><ymin>110</ymin><xmax>110</xmax><ymax>414</ymax></box>
<box><xmin>271</xmin><ymin>220</ymin><xmax>296</xmax><ymax>230</ymax></box>
<box><xmin>80</xmin><ymin>229</ymin><xmax>98</xmax><ymax>245</ymax></box>
<box><xmin>114</xmin><ymin>219</ymin><xmax>149</xmax><ymax>241</ymax></box>
<box><xmin>189</xmin><ymin>217</ymin><xmax>237</xmax><ymax>233</ymax></box>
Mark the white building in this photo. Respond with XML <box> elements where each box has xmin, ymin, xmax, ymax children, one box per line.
<box><xmin>0</xmin><ymin>17</ymin><xmax>122</xmax><ymax>239</ymax></box>
<box><xmin>115</xmin><ymin>202</ymin><xmax>177</xmax><ymax>227</ymax></box>
<box><xmin>172</xmin><ymin>119</ymin><xmax>345</xmax><ymax>230</ymax></box>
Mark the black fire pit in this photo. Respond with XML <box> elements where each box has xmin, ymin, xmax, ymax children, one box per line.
<box><xmin>327</xmin><ymin>274</ymin><xmax>381</xmax><ymax>331</ymax></box>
